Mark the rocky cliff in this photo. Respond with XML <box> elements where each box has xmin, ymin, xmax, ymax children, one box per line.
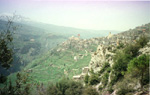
<box><xmin>72</xmin><ymin>23</ymin><xmax>150</xmax><ymax>95</ymax></box>
<box><xmin>89</xmin><ymin>23</ymin><xmax>150</xmax><ymax>73</ymax></box>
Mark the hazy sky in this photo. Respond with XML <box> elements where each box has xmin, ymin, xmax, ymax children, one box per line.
<box><xmin>0</xmin><ymin>0</ymin><xmax>150</xmax><ymax>31</ymax></box>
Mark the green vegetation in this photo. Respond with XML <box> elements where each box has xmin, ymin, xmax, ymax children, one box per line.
<box><xmin>112</xmin><ymin>50</ymin><xmax>131</xmax><ymax>80</ymax></box>
<box><xmin>99</xmin><ymin>62</ymin><xmax>110</xmax><ymax>75</ymax></box>
<box><xmin>84</xmin><ymin>74</ymin><xmax>89</xmax><ymax>84</ymax></box>
<box><xmin>96</xmin><ymin>35</ymin><xmax>149</xmax><ymax>94</ymax></box>
<box><xmin>0</xmin><ymin>15</ymin><xmax>17</xmax><ymax>85</ymax></box>
<box><xmin>88</xmin><ymin>74</ymin><xmax>99</xmax><ymax>85</ymax></box>
<box><xmin>107</xmin><ymin>35</ymin><xmax>150</xmax><ymax>95</ymax></box>
<box><xmin>0</xmin><ymin>72</ymin><xmax>32</xmax><ymax>95</ymax></box>
<box><xmin>0</xmin><ymin>17</ymin><xmax>99</xmax><ymax>95</ymax></box>
<box><xmin>46</xmin><ymin>78</ymin><xmax>98</xmax><ymax>95</ymax></box>
<box><xmin>23</xmin><ymin>51</ymin><xmax>91</xmax><ymax>83</ymax></box>
<box><xmin>84</xmin><ymin>69</ymin><xmax>100</xmax><ymax>86</ymax></box>
<box><xmin>0</xmin><ymin>19</ymin><xmax>68</xmax><ymax>74</ymax></box>
<box><xmin>117</xmin><ymin>42</ymin><xmax>124</xmax><ymax>49</ymax></box>
<box><xmin>128</xmin><ymin>54</ymin><xmax>149</xmax><ymax>89</ymax></box>
<box><xmin>1</xmin><ymin>73</ymin><xmax>98</xmax><ymax>95</ymax></box>
<box><xmin>0</xmin><ymin>16</ymin><xmax>33</xmax><ymax>95</ymax></box>
<box><xmin>101</xmin><ymin>72</ymin><xmax>109</xmax><ymax>87</ymax></box>
<box><xmin>116</xmin><ymin>76</ymin><xmax>135</xmax><ymax>95</ymax></box>
<box><xmin>111</xmin><ymin>35</ymin><xmax>149</xmax><ymax>85</ymax></box>
<box><xmin>136</xmin><ymin>35</ymin><xmax>149</xmax><ymax>48</ymax></box>
<box><xmin>83</xmin><ymin>87</ymin><xmax>99</xmax><ymax>95</ymax></box>
<box><xmin>0</xmin><ymin>16</ymin><xmax>149</xmax><ymax>95</ymax></box>
<box><xmin>19</xmin><ymin>40</ymin><xmax>97</xmax><ymax>83</ymax></box>
<box><xmin>97</xmin><ymin>62</ymin><xmax>111</xmax><ymax>91</ymax></box>
<box><xmin>0</xmin><ymin>17</ymin><xmax>15</xmax><ymax>69</ymax></box>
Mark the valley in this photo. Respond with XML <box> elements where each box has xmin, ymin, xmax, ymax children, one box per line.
<box><xmin>0</xmin><ymin>1</ymin><xmax>150</xmax><ymax>95</ymax></box>
<box><xmin>9</xmin><ymin>22</ymin><xmax>150</xmax><ymax>87</ymax></box>
<box><xmin>0</xmin><ymin>17</ymin><xmax>150</xmax><ymax>95</ymax></box>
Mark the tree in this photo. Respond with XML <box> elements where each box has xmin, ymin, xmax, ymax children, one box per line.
<box><xmin>0</xmin><ymin>15</ymin><xmax>32</xmax><ymax>95</ymax></box>
<box><xmin>46</xmin><ymin>83</ymin><xmax>62</xmax><ymax>95</ymax></box>
<box><xmin>0</xmin><ymin>18</ymin><xmax>15</xmax><ymax>69</ymax></box>
<box><xmin>0</xmin><ymin>72</ymin><xmax>31</xmax><ymax>95</ymax></box>
<box><xmin>56</xmin><ymin>78</ymin><xmax>70</xmax><ymax>95</ymax></box>
<box><xmin>127</xmin><ymin>54</ymin><xmax>149</xmax><ymax>89</ymax></box>
<box><xmin>65</xmin><ymin>81</ymin><xmax>83</xmax><ymax>95</ymax></box>
<box><xmin>88</xmin><ymin>74</ymin><xmax>99</xmax><ymax>85</ymax></box>
<box><xmin>136</xmin><ymin>35</ymin><xmax>149</xmax><ymax>48</ymax></box>
<box><xmin>53</xmin><ymin>78</ymin><xmax>83</xmax><ymax>95</ymax></box>
<box><xmin>112</xmin><ymin>35</ymin><xmax>149</xmax><ymax>85</ymax></box>
<box><xmin>112</xmin><ymin>51</ymin><xmax>132</xmax><ymax>79</ymax></box>
<box><xmin>123</xmin><ymin>35</ymin><xmax>149</xmax><ymax>58</ymax></box>
<box><xmin>124</xmin><ymin>44</ymin><xmax>140</xmax><ymax>58</ymax></box>
<box><xmin>0</xmin><ymin>14</ymin><xmax>18</xmax><ymax>84</ymax></box>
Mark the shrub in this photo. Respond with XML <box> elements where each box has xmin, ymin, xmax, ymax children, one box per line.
<box><xmin>116</xmin><ymin>75</ymin><xmax>135</xmax><ymax>95</ymax></box>
<box><xmin>123</xmin><ymin>35</ymin><xmax>149</xmax><ymax>58</ymax></box>
<box><xmin>56</xmin><ymin>78</ymin><xmax>70</xmax><ymax>95</ymax></box>
<box><xmin>106</xmin><ymin>54</ymin><xmax>111</xmax><ymax>59</ymax></box>
<box><xmin>50</xmin><ymin>78</ymin><xmax>84</xmax><ymax>95</ymax></box>
<box><xmin>99</xmin><ymin>62</ymin><xmax>110</xmax><ymax>75</ymax></box>
<box><xmin>109</xmin><ymin>71</ymin><xmax>119</xmax><ymax>85</ymax></box>
<box><xmin>0</xmin><ymin>72</ymin><xmax>31</xmax><ymax>95</ymax></box>
<box><xmin>117</xmin><ymin>42</ymin><xmax>124</xmax><ymax>49</ymax></box>
<box><xmin>88</xmin><ymin>74</ymin><xmax>99</xmax><ymax>85</ymax></box>
<box><xmin>83</xmin><ymin>86</ymin><xmax>99</xmax><ymax>95</ymax></box>
<box><xmin>117</xmin><ymin>88</ymin><xmax>134</xmax><ymax>95</ymax></box>
<box><xmin>143</xmin><ymin>71</ymin><xmax>149</xmax><ymax>85</ymax></box>
<box><xmin>112</xmin><ymin>50</ymin><xmax>132</xmax><ymax>80</ymax></box>
<box><xmin>99</xmin><ymin>85</ymin><xmax>103</xmax><ymax>91</ymax></box>
<box><xmin>65</xmin><ymin>81</ymin><xmax>83</xmax><ymax>95</ymax></box>
<box><xmin>101</xmin><ymin>72</ymin><xmax>109</xmax><ymax>87</ymax></box>
<box><xmin>107</xmin><ymin>85</ymin><xmax>114</xmax><ymax>94</ymax></box>
<box><xmin>123</xmin><ymin>44</ymin><xmax>140</xmax><ymax>58</ymax></box>
<box><xmin>136</xmin><ymin>35</ymin><xmax>149</xmax><ymax>48</ymax></box>
<box><xmin>47</xmin><ymin>83</ymin><xmax>62</xmax><ymax>95</ymax></box>
<box><xmin>106</xmin><ymin>67</ymin><xmax>111</xmax><ymax>73</ymax></box>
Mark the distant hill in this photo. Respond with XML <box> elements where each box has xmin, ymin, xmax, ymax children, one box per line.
<box><xmin>21</xmin><ymin>21</ymin><xmax>121</xmax><ymax>39</ymax></box>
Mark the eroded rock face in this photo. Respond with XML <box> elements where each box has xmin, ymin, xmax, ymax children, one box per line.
<box><xmin>71</xmin><ymin>23</ymin><xmax>150</xmax><ymax>95</ymax></box>
<box><xmin>139</xmin><ymin>41</ymin><xmax>150</xmax><ymax>55</ymax></box>
<box><xmin>89</xmin><ymin>44</ymin><xmax>114</xmax><ymax>73</ymax></box>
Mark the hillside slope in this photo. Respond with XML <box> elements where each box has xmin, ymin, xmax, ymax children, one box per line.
<box><xmin>74</xmin><ymin>23</ymin><xmax>150</xmax><ymax>95</ymax></box>
<box><xmin>0</xmin><ymin>20</ymin><xmax>67</xmax><ymax>75</ymax></box>
<box><xmin>0</xmin><ymin>20</ymin><xmax>120</xmax><ymax>75</ymax></box>
<box><xmin>19</xmin><ymin>23</ymin><xmax>150</xmax><ymax>85</ymax></box>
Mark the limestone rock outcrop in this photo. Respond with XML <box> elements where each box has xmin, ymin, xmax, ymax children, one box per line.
<box><xmin>89</xmin><ymin>44</ymin><xmax>114</xmax><ymax>73</ymax></box>
<box><xmin>139</xmin><ymin>41</ymin><xmax>150</xmax><ymax>55</ymax></box>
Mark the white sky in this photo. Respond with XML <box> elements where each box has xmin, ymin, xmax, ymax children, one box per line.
<box><xmin>0</xmin><ymin>0</ymin><xmax>150</xmax><ymax>31</ymax></box>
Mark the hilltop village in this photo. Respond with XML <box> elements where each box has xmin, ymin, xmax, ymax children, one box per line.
<box><xmin>56</xmin><ymin>23</ymin><xmax>149</xmax><ymax>53</ymax></box>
